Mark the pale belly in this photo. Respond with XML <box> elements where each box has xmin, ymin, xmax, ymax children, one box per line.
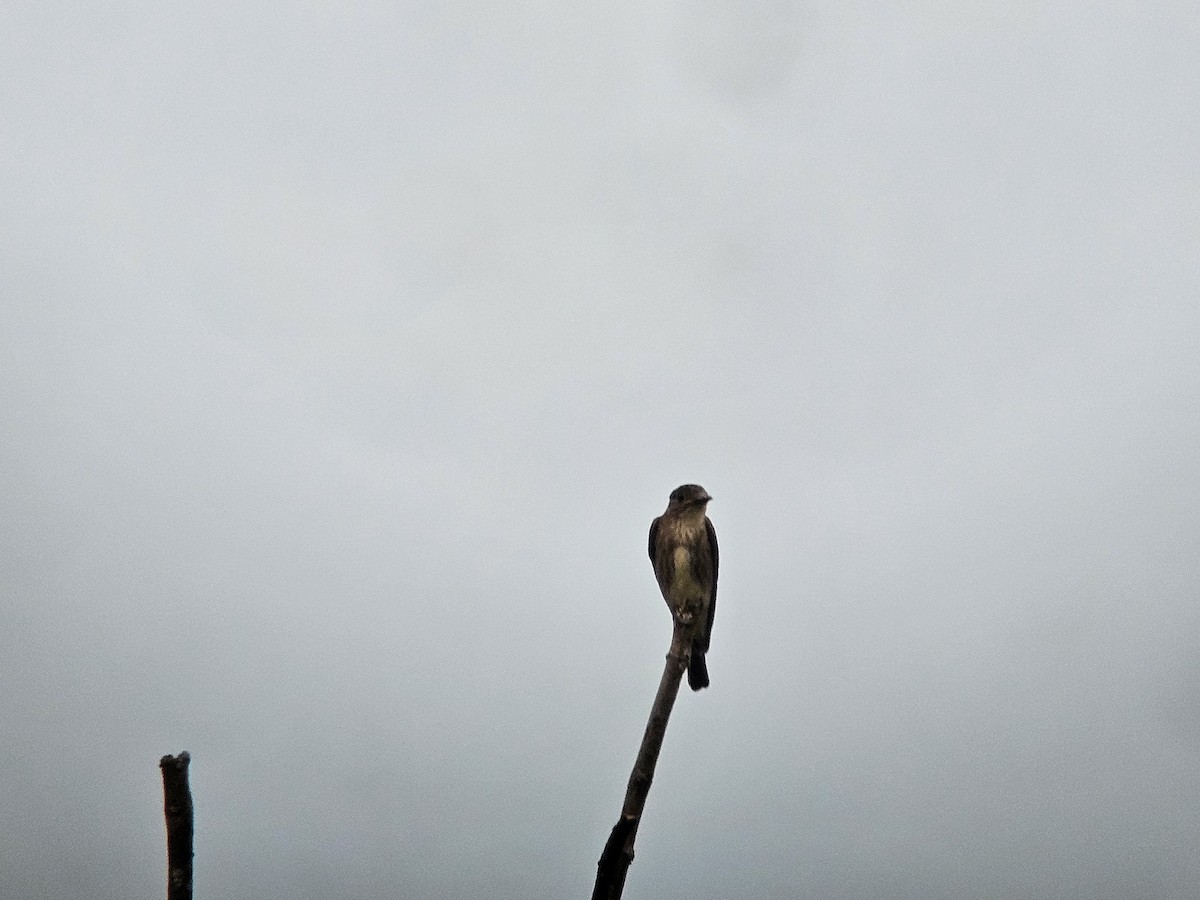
<box><xmin>669</xmin><ymin>546</ymin><xmax>706</xmax><ymax>603</ymax></box>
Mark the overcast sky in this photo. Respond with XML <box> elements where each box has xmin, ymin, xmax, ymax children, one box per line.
<box><xmin>3</xmin><ymin>3</ymin><xmax>1199</xmax><ymax>899</ymax></box>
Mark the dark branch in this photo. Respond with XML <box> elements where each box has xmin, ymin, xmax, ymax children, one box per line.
<box><xmin>159</xmin><ymin>752</ymin><xmax>194</xmax><ymax>900</ymax></box>
<box><xmin>592</xmin><ymin>620</ymin><xmax>693</xmax><ymax>900</ymax></box>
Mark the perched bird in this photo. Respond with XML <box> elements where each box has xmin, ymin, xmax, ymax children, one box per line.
<box><xmin>649</xmin><ymin>484</ymin><xmax>719</xmax><ymax>691</ymax></box>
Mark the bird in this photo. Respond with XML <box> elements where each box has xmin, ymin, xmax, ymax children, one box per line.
<box><xmin>648</xmin><ymin>484</ymin><xmax>718</xmax><ymax>691</ymax></box>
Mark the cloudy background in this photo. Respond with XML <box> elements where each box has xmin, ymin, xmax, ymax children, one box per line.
<box><xmin>3</xmin><ymin>3</ymin><xmax>1198</xmax><ymax>898</ymax></box>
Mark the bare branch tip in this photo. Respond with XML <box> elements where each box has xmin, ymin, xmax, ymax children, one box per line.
<box><xmin>159</xmin><ymin>751</ymin><xmax>192</xmax><ymax>769</ymax></box>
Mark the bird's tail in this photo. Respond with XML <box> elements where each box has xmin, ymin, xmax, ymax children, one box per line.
<box><xmin>688</xmin><ymin>647</ymin><xmax>709</xmax><ymax>691</ymax></box>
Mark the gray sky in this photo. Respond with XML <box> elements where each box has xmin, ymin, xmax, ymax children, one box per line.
<box><xmin>3</xmin><ymin>3</ymin><xmax>1199</xmax><ymax>898</ymax></box>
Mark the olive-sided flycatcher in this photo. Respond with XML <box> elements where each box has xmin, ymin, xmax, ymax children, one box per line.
<box><xmin>649</xmin><ymin>484</ymin><xmax>718</xmax><ymax>691</ymax></box>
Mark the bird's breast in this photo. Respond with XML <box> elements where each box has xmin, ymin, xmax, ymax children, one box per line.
<box><xmin>669</xmin><ymin>545</ymin><xmax>704</xmax><ymax>597</ymax></box>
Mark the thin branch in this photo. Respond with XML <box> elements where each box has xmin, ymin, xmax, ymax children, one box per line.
<box><xmin>592</xmin><ymin>620</ymin><xmax>693</xmax><ymax>900</ymax></box>
<box><xmin>159</xmin><ymin>752</ymin><xmax>194</xmax><ymax>900</ymax></box>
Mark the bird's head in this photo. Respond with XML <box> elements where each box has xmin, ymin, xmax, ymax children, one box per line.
<box><xmin>668</xmin><ymin>484</ymin><xmax>713</xmax><ymax>509</ymax></box>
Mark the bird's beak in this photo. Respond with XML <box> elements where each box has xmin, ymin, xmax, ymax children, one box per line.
<box><xmin>703</xmin><ymin>492</ymin><xmax>713</xmax><ymax>502</ymax></box>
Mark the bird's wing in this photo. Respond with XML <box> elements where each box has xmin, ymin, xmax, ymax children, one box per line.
<box><xmin>700</xmin><ymin>516</ymin><xmax>719</xmax><ymax>651</ymax></box>
<box><xmin>706</xmin><ymin>517</ymin><xmax>719</xmax><ymax>586</ymax></box>
<box><xmin>648</xmin><ymin>515</ymin><xmax>661</xmax><ymax>564</ymax></box>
